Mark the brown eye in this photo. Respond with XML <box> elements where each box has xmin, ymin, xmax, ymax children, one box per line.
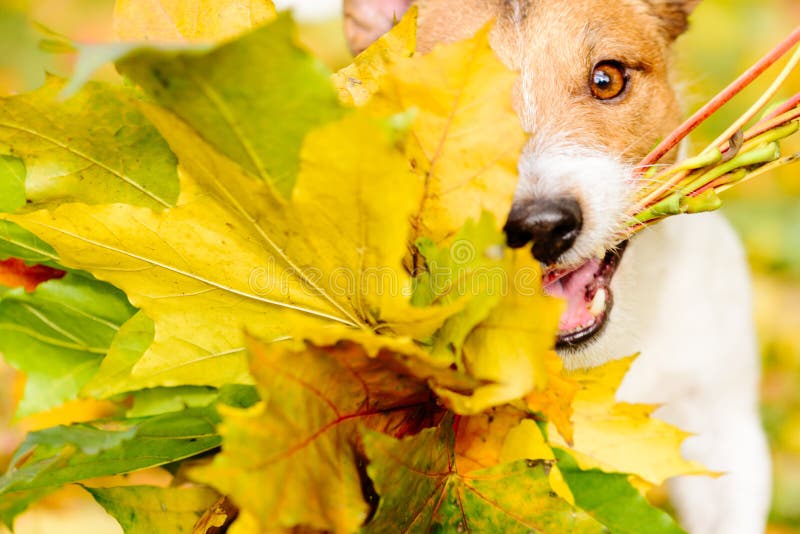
<box><xmin>590</xmin><ymin>61</ymin><xmax>628</xmax><ymax>100</ymax></box>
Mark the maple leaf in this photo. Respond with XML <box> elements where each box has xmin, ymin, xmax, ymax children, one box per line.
<box><xmin>364</xmin><ymin>410</ymin><xmax>687</xmax><ymax>532</ymax></box>
<box><xmin>362</xmin><ymin>414</ymin><xmax>604</xmax><ymax>533</ymax></box>
<box><xmin>332</xmin><ymin>7</ymin><xmax>417</xmax><ymax>107</ymax></box>
<box><xmin>366</xmin><ymin>24</ymin><xmax>527</xmax><ymax>248</ymax></box>
<box><xmin>0</xmin><ymin>77</ymin><xmax>179</xmax><ymax>210</ymax></box>
<box><xmin>453</xmin><ymin>407</ymin><xmax>575</xmax><ymax>505</ymax></box>
<box><xmin>2</xmin><ymin>11</ymin><xmax>534</xmax><ymax>406</ymax></box>
<box><xmin>433</xmin><ymin>251</ymin><xmax>563</xmax><ymax>414</ymax></box>
<box><xmin>551</xmin><ymin>356</ymin><xmax>708</xmax><ymax>486</ymax></box>
<box><xmin>409</xmin><ymin>215</ymin><xmax>564</xmax><ymax>414</ymax></box>
<box><xmin>412</xmin><ymin>212</ymin><xmax>508</xmax><ymax>364</ymax></box>
<box><xmin>85</xmin><ymin>484</ymin><xmax>220</xmax><ymax>534</ymax></box>
<box><xmin>116</xmin><ymin>14</ymin><xmax>343</xmax><ymax>198</ymax></box>
<box><xmin>526</xmin><ymin>351</ymin><xmax>580</xmax><ymax>445</ymax></box>
<box><xmin>125</xmin><ymin>385</ymin><xmax>220</xmax><ymax>418</ymax></box>
<box><xmin>190</xmin><ymin>336</ymin><xmax>442</xmax><ymax>533</ymax></box>
<box><xmin>4</xmin><ymin>102</ymin><xmax>458</xmax><ymax>394</ymax></box>
<box><xmin>114</xmin><ymin>0</ymin><xmax>276</xmax><ymax>42</ymax></box>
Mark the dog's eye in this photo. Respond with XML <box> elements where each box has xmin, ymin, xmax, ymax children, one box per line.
<box><xmin>590</xmin><ymin>61</ymin><xmax>628</xmax><ymax>100</ymax></box>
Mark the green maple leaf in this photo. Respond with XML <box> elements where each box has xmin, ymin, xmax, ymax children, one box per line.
<box><xmin>124</xmin><ymin>385</ymin><xmax>219</xmax><ymax>418</ymax></box>
<box><xmin>362</xmin><ymin>414</ymin><xmax>605</xmax><ymax>533</ymax></box>
<box><xmin>3</xmin><ymin>17</ymin><xmax>472</xmax><ymax>394</ymax></box>
<box><xmin>116</xmin><ymin>13</ymin><xmax>343</xmax><ymax>197</ymax></box>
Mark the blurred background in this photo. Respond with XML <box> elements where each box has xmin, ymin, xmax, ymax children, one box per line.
<box><xmin>0</xmin><ymin>0</ymin><xmax>798</xmax><ymax>532</ymax></box>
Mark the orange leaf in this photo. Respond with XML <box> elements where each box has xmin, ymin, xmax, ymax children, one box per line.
<box><xmin>525</xmin><ymin>352</ymin><xmax>579</xmax><ymax>445</ymax></box>
<box><xmin>190</xmin><ymin>337</ymin><xmax>443</xmax><ymax>533</ymax></box>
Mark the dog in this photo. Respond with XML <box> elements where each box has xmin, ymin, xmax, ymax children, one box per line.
<box><xmin>342</xmin><ymin>1</ymin><xmax>771</xmax><ymax>533</ymax></box>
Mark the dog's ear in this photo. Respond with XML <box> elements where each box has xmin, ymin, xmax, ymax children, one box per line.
<box><xmin>344</xmin><ymin>0</ymin><xmax>413</xmax><ymax>54</ymax></box>
<box><xmin>647</xmin><ymin>0</ymin><xmax>702</xmax><ymax>40</ymax></box>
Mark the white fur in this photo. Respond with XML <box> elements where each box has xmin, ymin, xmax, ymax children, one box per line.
<box><xmin>612</xmin><ymin>213</ymin><xmax>770</xmax><ymax>534</ymax></box>
<box><xmin>504</xmin><ymin>7</ymin><xmax>770</xmax><ymax>528</ymax></box>
<box><xmin>515</xmin><ymin>139</ymin><xmax>632</xmax><ymax>266</ymax></box>
<box><xmin>518</xmin><ymin>145</ymin><xmax>772</xmax><ymax>531</ymax></box>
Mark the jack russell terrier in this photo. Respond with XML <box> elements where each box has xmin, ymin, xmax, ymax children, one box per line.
<box><xmin>343</xmin><ymin>1</ymin><xmax>770</xmax><ymax>533</ymax></box>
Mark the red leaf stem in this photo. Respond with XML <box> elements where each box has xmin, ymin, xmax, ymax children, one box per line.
<box><xmin>638</xmin><ymin>25</ymin><xmax>800</xmax><ymax>170</ymax></box>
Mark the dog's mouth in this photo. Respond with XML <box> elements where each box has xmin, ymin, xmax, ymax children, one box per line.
<box><xmin>542</xmin><ymin>241</ymin><xmax>628</xmax><ymax>349</ymax></box>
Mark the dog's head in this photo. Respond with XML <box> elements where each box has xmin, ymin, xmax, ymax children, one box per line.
<box><xmin>345</xmin><ymin>0</ymin><xmax>699</xmax><ymax>354</ymax></box>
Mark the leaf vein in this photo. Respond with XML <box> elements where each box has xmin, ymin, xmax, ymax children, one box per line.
<box><xmin>0</xmin><ymin>122</ymin><xmax>171</xmax><ymax>208</ymax></box>
<box><xmin>23</xmin><ymin>220</ymin><xmax>354</xmax><ymax>326</ymax></box>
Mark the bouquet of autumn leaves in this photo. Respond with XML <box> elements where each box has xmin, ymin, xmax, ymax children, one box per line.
<box><xmin>0</xmin><ymin>2</ymin><xmax>705</xmax><ymax>533</ymax></box>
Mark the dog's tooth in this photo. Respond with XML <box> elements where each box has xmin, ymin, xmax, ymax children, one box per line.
<box><xmin>589</xmin><ymin>288</ymin><xmax>607</xmax><ymax>317</ymax></box>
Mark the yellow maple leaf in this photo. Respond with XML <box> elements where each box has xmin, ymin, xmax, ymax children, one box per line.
<box><xmin>3</xmin><ymin>107</ymin><xmax>457</xmax><ymax>395</ymax></box>
<box><xmin>454</xmin><ymin>407</ymin><xmax>574</xmax><ymax>504</ymax></box>
<box><xmin>433</xmin><ymin>251</ymin><xmax>563</xmax><ymax>414</ymax></box>
<box><xmin>114</xmin><ymin>0</ymin><xmax>276</xmax><ymax>42</ymax></box>
<box><xmin>526</xmin><ymin>351</ymin><xmax>580</xmax><ymax>445</ymax></box>
<box><xmin>552</xmin><ymin>356</ymin><xmax>709</xmax><ymax>486</ymax></box>
<box><xmin>368</xmin><ymin>24</ymin><xmax>527</xmax><ymax>248</ymax></box>
<box><xmin>301</xmin><ymin>325</ymin><xmax>481</xmax><ymax>395</ymax></box>
<box><xmin>332</xmin><ymin>7</ymin><xmax>418</xmax><ymax>107</ymax></box>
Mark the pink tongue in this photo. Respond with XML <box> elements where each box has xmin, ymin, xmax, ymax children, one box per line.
<box><xmin>543</xmin><ymin>259</ymin><xmax>601</xmax><ymax>332</ymax></box>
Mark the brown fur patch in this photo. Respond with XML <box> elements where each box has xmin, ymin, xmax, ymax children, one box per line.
<box><xmin>644</xmin><ymin>0</ymin><xmax>702</xmax><ymax>40</ymax></box>
<box><xmin>413</xmin><ymin>0</ymin><xmax>683</xmax><ymax>164</ymax></box>
<box><xmin>343</xmin><ymin>0</ymin><xmax>701</xmax><ymax>163</ymax></box>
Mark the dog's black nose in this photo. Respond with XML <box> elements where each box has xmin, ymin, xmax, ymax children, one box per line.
<box><xmin>504</xmin><ymin>198</ymin><xmax>583</xmax><ymax>265</ymax></box>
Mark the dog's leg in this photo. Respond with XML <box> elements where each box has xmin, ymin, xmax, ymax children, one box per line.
<box><xmin>665</xmin><ymin>406</ymin><xmax>771</xmax><ymax>534</ymax></box>
<box><xmin>611</xmin><ymin>213</ymin><xmax>771</xmax><ymax>534</ymax></box>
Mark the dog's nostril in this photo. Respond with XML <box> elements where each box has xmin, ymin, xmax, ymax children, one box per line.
<box><xmin>504</xmin><ymin>222</ymin><xmax>534</xmax><ymax>249</ymax></box>
<box><xmin>503</xmin><ymin>198</ymin><xmax>583</xmax><ymax>265</ymax></box>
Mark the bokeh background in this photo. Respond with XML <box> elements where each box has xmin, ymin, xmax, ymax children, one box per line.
<box><xmin>0</xmin><ymin>0</ymin><xmax>798</xmax><ymax>532</ymax></box>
